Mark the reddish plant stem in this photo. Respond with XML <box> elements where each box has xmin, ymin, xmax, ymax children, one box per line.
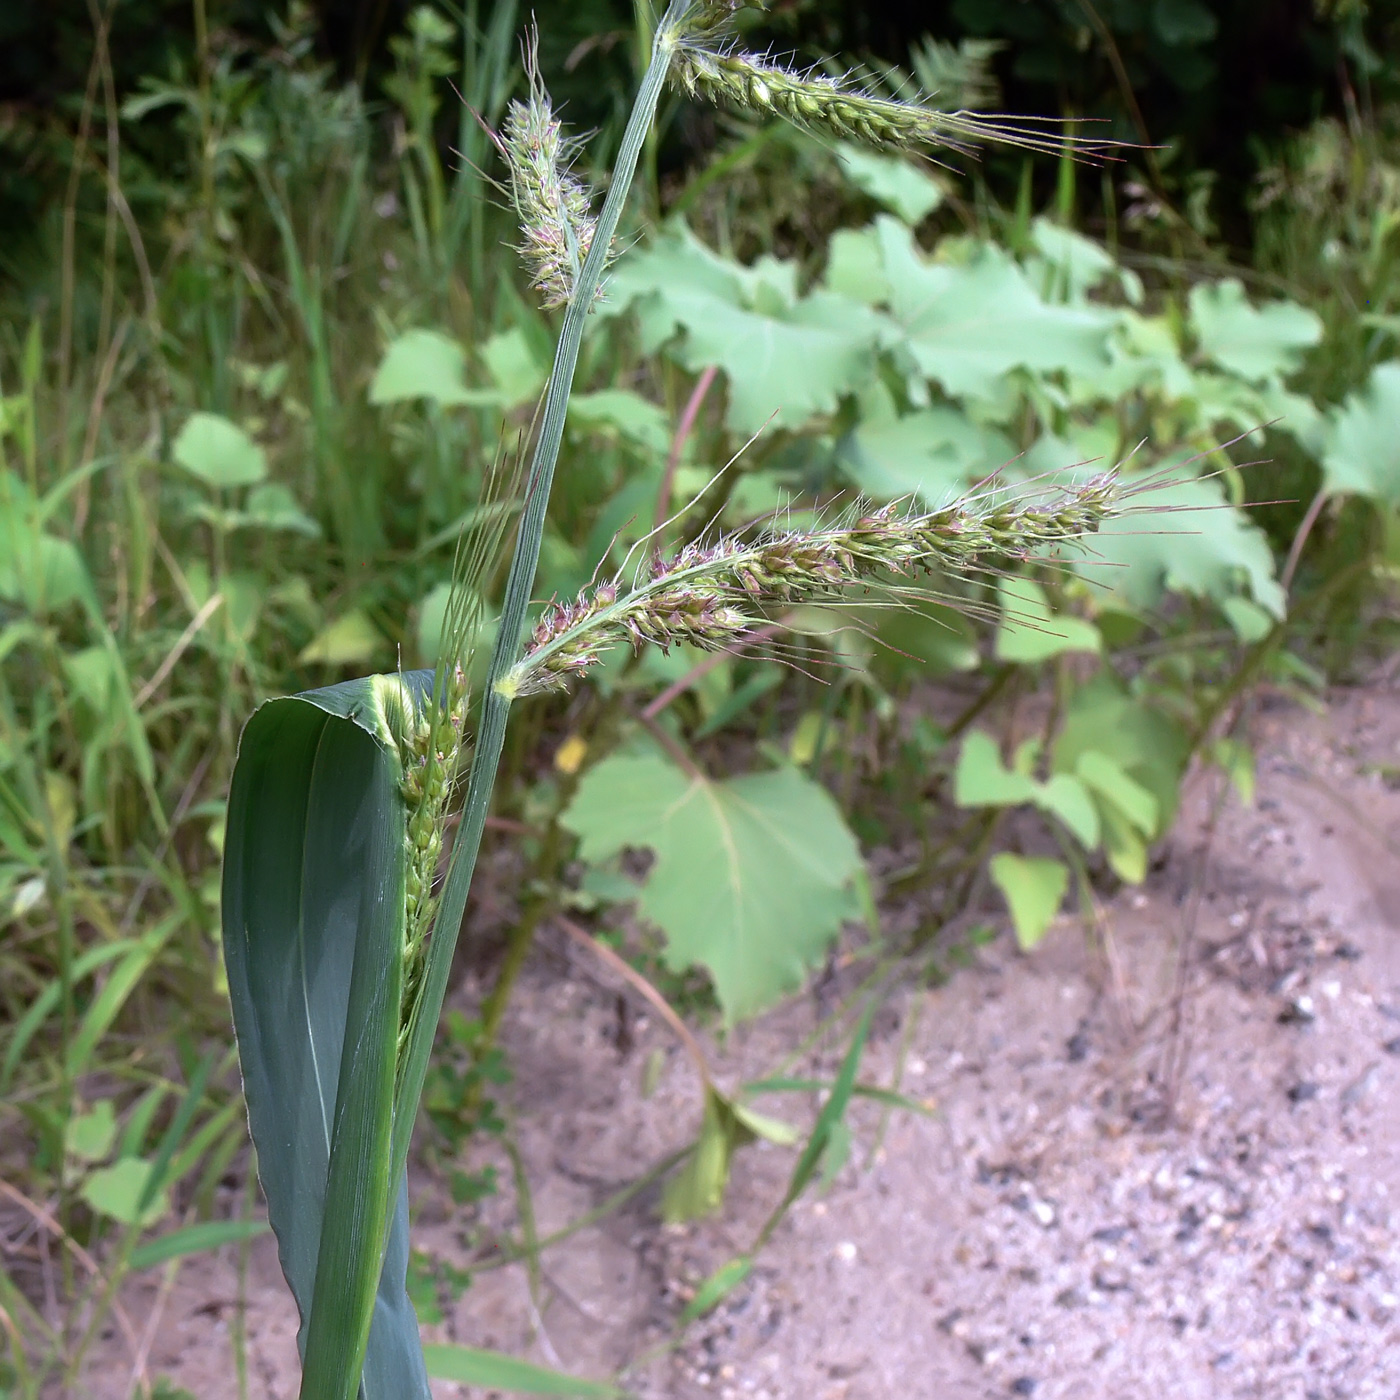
<box><xmin>640</xmin><ymin>621</ymin><xmax>786</xmax><ymax>720</ymax></box>
<box><xmin>1280</xmin><ymin>486</ymin><xmax>1328</xmax><ymax>595</ymax></box>
<box><xmin>654</xmin><ymin>365</ymin><xmax>719</xmax><ymax>535</ymax></box>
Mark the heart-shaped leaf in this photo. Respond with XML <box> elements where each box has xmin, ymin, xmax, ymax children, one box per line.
<box><xmin>989</xmin><ymin>854</ymin><xmax>1069</xmax><ymax>950</ymax></box>
<box><xmin>563</xmin><ymin>751</ymin><xmax>865</xmax><ymax>1020</ymax></box>
<box><xmin>370</xmin><ymin>329</ymin><xmax>473</xmax><ymax>407</ymax></box>
<box><xmin>173</xmin><ymin>412</ymin><xmax>268</xmax><ymax>488</ymax></box>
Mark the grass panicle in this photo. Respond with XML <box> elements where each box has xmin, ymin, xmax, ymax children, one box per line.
<box><xmin>494</xmin><ymin>32</ymin><xmax>603</xmax><ymax>309</ymax></box>
<box><xmin>397</xmin><ymin>661</ymin><xmax>468</xmax><ymax>1047</ymax></box>
<box><xmin>673</xmin><ymin>45</ymin><xmax>1120</xmax><ymax>160</ymax></box>
<box><xmin>394</xmin><ymin>441</ymin><xmax>523</xmax><ymax>1064</ymax></box>
<box><xmin>508</xmin><ymin>470</ymin><xmax>1126</xmax><ymax>695</ymax></box>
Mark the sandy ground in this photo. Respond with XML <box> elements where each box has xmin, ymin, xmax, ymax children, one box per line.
<box><xmin>78</xmin><ymin>681</ymin><xmax>1400</xmax><ymax>1400</ymax></box>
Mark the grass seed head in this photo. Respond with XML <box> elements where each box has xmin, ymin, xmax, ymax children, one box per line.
<box><xmin>507</xmin><ymin>470</ymin><xmax>1131</xmax><ymax>697</ymax></box>
<box><xmin>673</xmin><ymin>46</ymin><xmax>1118</xmax><ymax>160</ymax></box>
<box><xmin>498</xmin><ymin>36</ymin><xmax>602</xmax><ymax>308</ymax></box>
<box><xmin>396</xmin><ymin>663</ymin><xmax>471</xmax><ymax>1041</ymax></box>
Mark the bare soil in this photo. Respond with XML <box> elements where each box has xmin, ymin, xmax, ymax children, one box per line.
<box><xmin>87</xmin><ymin>681</ymin><xmax>1400</xmax><ymax>1400</ymax></box>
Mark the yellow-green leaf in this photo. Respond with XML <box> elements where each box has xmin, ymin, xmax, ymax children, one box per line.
<box><xmin>989</xmin><ymin>853</ymin><xmax>1068</xmax><ymax>951</ymax></box>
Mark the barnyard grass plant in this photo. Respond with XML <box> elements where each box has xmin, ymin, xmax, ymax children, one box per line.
<box><xmin>218</xmin><ymin>5</ymin><xmax>1136</xmax><ymax>1397</ymax></box>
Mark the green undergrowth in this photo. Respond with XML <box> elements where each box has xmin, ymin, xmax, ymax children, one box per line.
<box><xmin>1</xmin><ymin>3</ymin><xmax>1399</xmax><ymax>1396</ymax></box>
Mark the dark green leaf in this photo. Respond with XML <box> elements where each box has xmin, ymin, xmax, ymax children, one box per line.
<box><xmin>222</xmin><ymin>675</ymin><xmax>434</xmax><ymax>1400</ymax></box>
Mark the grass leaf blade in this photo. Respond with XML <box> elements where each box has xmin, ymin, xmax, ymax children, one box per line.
<box><xmin>222</xmin><ymin>677</ymin><xmax>434</xmax><ymax>1400</ymax></box>
<box><xmin>422</xmin><ymin>1343</ymin><xmax>626</xmax><ymax>1397</ymax></box>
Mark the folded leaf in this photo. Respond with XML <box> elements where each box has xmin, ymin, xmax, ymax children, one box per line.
<box><xmin>222</xmin><ymin>674</ymin><xmax>434</xmax><ymax>1400</ymax></box>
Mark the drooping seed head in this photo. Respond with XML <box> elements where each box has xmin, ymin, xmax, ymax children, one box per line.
<box><xmin>504</xmin><ymin>469</ymin><xmax>1134</xmax><ymax>698</ymax></box>
<box><xmin>673</xmin><ymin>46</ymin><xmax>1120</xmax><ymax>160</ymax></box>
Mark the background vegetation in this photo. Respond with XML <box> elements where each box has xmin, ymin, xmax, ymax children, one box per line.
<box><xmin>2</xmin><ymin>0</ymin><xmax>1398</xmax><ymax>1394</ymax></box>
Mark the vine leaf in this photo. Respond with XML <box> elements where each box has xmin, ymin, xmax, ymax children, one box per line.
<box><xmin>837</xmin><ymin>404</ymin><xmax>1012</xmax><ymax>504</ymax></box>
<box><xmin>995</xmin><ymin>576</ymin><xmax>1101</xmax><ymax>663</ymax></box>
<box><xmin>859</xmin><ymin>216</ymin><xmax>1117</xmax><ymax>400</ymax></box>
<box><xmin>1188</xmin><ymin>278</ymin><xmax>1322</xmax><ymax>384</ymax></box>
<box><xmin>1075</xmin><ymin>473</ymin><xmax>1286</xmax><ymax>618</ymax></box>
<box><xmin>989</xmin><ymin>854</ymin><xmax>1068</xmax><ymax>951</ymax></box>
<box><xmin>173</xmin><ymin>412</ymin><xmax>267</xmax><ymax>488</ymax></box>
<box><xmin>562</xmin><ymin>751</ymin><xmax>866</xmax><ymax>1021</ymax></box>
<box><xmin>1319</xmin><ymin>360</ymin><xmax>1400</xmax><ymax>507</ymax></box>
<box><xmin>832</xmin><ymin>141</ymin><xmax>944</xmax><ymax>223</ymax></box>
<box><xmin>369</xmin><ymin>329</ymin><xmax>473</xmax><ymax>408</ymax></box>
<box><xmin>954</xmin><ymin>730</ymin><xmax>1099</xmax><ymax>850</ymax></box>
<box><xmin>601</xmin><ymin>224</ymin><xmax>888</xmax><ymax>434</ymax></box>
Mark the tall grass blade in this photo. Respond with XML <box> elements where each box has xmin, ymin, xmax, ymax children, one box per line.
<box><xmin>128</xmin><ymin>1218</ymin><xmax>271</xmax><ymax>1272</ymax></box>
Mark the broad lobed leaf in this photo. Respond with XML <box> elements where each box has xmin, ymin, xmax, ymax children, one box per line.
<box><xmin>562</xmin><ymin>751</ymin><xmax>866</xmax><ymax>1021</ymax></box>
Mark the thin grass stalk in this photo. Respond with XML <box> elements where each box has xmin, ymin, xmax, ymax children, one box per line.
<box><xmin>387</xmin><ymin>0</ymin><xmax>695</xmax><ymax>1201</ymax></box>
<box><xmin>451</xmin><ymin>0</ymin><xmax>520</xmax><ymax>299</ymax></box>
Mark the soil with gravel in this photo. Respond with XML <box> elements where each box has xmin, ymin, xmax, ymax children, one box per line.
<box><xmin>85</xmin><ymin>682</ymin><xmax>1400</xmax><ymax>1400</ymax></box>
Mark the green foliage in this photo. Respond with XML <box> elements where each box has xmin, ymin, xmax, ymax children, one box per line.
<box><xmin>1188</xmin><ymin>280</ymin><xmax>1323</xmax><ymax>384</ymax></box>
<box><xmin>369</xmin><ymin>330</ymin><xmax>475</xmax><ymax>409</ymax></box>
<box><xmin>421</xmin><ymin>1344</ymin><xmax>625</xmax><ymax>1396</ymax></box>
<box><xmin>1319</xmin><ymin>362</ymin><xmax>1400</xmax><ymax>507</ymax></box>
<box><xmin>994</xmin><ymin>576</ymin><xmax>1101</xmax><ymax>663</ymax></box>
<box><xmin>663</xmin><ymin>1085</ymin><xmax>797</xmax><ymax>1222</ymax></box>
<box><xmin>849</xmin><ymin>216</ymin><xmax>1117</xmax><ymax>399</ymax></box>
<box><xmin>3</xmin><ymin>1</ymin><xmax>1399</xmax><ymax>1395</ymax></box>
<box><xmin>1084</xmin><ymin>474</ymin><xmax>1288</xmax><ymax>618</ymax></box>
<box><xmin>988</xmin><ymin>854</ymin><xmax>1069</xmax><ymax>951</ymax></box>
<box><xmin>562</xmin><ymin>750</ymin><xmax>867</xmax><ymax>1020</ymax></box>
<box><xmin>172</xmin><ymin>412</ymin><xmax>269</xmax><ymax>489</ymax></box>
<box><xmin>603</xmin><ymin>224</ymin><xmax>887</xmax><ymax>433</ymax></box>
